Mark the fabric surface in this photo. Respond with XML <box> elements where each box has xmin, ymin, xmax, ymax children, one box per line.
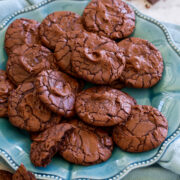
<box><xmin>0</xmin><ymin>0</ymin><xmax>180</xmax><ymax>179</ymax></box>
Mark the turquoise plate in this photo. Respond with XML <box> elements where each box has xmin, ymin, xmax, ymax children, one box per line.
<box><xmin>0</xmin><ymin>0</ymin><xmax>180</xmax><ymax>179</ymax></box>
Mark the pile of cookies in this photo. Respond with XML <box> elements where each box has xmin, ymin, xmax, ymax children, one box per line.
<box><xmin>0</xmin><ymin>0</ymin><xmax>168</xmax><ymax>168</ymax></box>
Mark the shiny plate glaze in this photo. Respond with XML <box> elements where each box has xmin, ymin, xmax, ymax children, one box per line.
<box><xmin>0</xmin><ymin>0</ymin><xmax>180</xmax><ymax>179</ymax></box>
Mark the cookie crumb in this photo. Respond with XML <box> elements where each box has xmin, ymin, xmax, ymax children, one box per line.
<box><xmin>145</xmin><ymin>3</ymin><xmax>151</xmax><ymax>8</ymax></box>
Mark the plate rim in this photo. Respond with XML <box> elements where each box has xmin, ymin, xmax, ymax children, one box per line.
<box><xmin>0</xmin><ymin>0</ymin><xmax>180</xmax><ymax>179</ymax></box>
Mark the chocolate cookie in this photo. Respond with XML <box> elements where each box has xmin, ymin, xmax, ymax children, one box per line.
<box><xmin>39</xmin><ymin>11</ymin><xmax>83</xmax><ymax>50</ymax></box>
<box><xmin>8</xmin><ymin>82</ymin><xmax>61</xmax><ymax>132</ymax></box>
<box><xmin>30</xmin><ymin>123</ymin><xmax>75</xmax><ymax>167</ymax></box>
<box><xmin>75</xmin><ymin>86</ymin><xmax>136</xmax><ymax>126</ymax></box>
<box><xmin>113</xmin><ymin>105</ymin><xmax>168</xmax><ymax>152</ymax></box>
<box><xmin>6</xmin><ymin>45</ymin><xmax>56</xmax><ymax>85</ymax></box>
<box><xmin>35</xmin><ymin>70</ymin><xmax>79</xmax><ymax>117</ymax></box>
<box><xmin>0</xmin><ymin>170</ymin><xmax>13</xmax><ymax>180</ymax></box>
<box><xmin>0</xmin><ymin>70</ymin><xmax>14</xmax><ymax>117</ymax></box>
<box><xmin>59</xmin><ymin>119</ymin><xmax>113</xmax><ymax>165</ymax></box>
<box><xmin>12</xmin><ymin>164</ymin><xmax>36</xmax><ymax>180</ymax></box>
<box><xmin>82</xmin><ymin>0</ymin><xmax>135</xmax><ymax>40</ymax></box>
<box><xmin>71</xmin><ymin>31</ymin><xmax>125</xmax><ymax>84</ymax></box>
<box><xmin>5</xmin><ymin>18</ymin><xmax>40</xmax><ymax>55</ymax></box>
<box><xmin>118</xmin><ymin>37</ymin><xmax>164</xmax><ymax>88</ymax></box>
<box><xmin>54</xmin><ymin>31</ymin><xmax>82</xmax><ymax>77</ymax></box>
<box><xmin>19</xmin><ymin>44</ymin><xmax>57</xmax><ymax>74</ymax></box>
<box><xmin>6</xmin><ymin>54</ymin><xmax>34</xmax><ymax>85</ymax></box>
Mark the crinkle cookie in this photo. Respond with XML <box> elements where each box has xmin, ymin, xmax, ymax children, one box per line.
<box><xmin>75</xmin><ymin>86</ymin><xmax>136</xmax><ymax>126</ymax></box>
<box><xmin>113</xmin><ymin>105</ymin><xmax>168</xmax><ymax>152</ymax></box>
<box><xmin>8</xmin><ymin>82</ymin><xmax>61</xmax><ymax>132</ymax></box>
<box><xmin>82</xmin><ymin>0</ymin><xmax>135</xmax><ymax>39</ymax></box>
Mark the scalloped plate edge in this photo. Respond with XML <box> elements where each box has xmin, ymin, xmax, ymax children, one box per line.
<box><xmin>0</xmin><ymin>0</ymin><xmax>180</xmax><ymax>179</ymax></box>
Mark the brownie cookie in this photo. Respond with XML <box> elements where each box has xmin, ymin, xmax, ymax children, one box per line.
<box><xmin>82</xmin><ymin>0</ymin><xmax>135</xmax><ymax>40</ymax></box>
<box><xmin>118</xmin><ymin>37</ymin><xmax>164</xmax><ymax>88</ymax></box>
<box><xmin>35</xmin><ymin>70</ymin><xmax>79</xmax><ymax>117</ymax></box>
<box><xmin>12</xmin><ymin>164</ymin><xmax>36</xmax><ymax>180</ymax></box>
<box><xmin>39</xmin><ymin>11</ymin><xmax>83</xmax><ymax>50</ymax></box>
<box><xmin>75</xmin><ymin>86</ymin><xmax>136</xmax><ymax>126</ymax></box>
<box><xmin>54</xmin><ymin>31</ymin><xmax>82</xmax><ymax>77</ymax></box>
<box><xmin>0</xmin><ymin>70</ymin><xmax>14</xmax><ymax>117</ymax></box>
<box><xmin>6</xmin><ymin>54</ymin><xmax>34</xmax><ymax>85</ymax></box>
<box><xmin>113</xmin><ymin>105</ymin><xmax>168</xmax><ymax>152</ymax></box>
<box><xmin>60</xmin><ymin>119</ymin><xmax>113</xmax><ymax>165</ymax></box>
<box><xmin>19</xmin><ymin>44</ymin><xmax>57</xmax><ymax>74</ymax></box>
<box><xmin>30</xmin><ymin>123</ymin><xmax>75</xmax><ymax>167</ymax></box>
<box><xmin>6</xmin><ymin>45</ymin><xmax>56</xmax><ymax>85</ymax></box>
<box><xmin>71</xmin><ymin>31</ymin><xmax>125</xmax><ymax>84</ymax></box>
<box><xmin>8</xmin><ymin>82</ymin><xmax>61</xmax><ymax>132</ymax></box>
<box><xmin>5</xmin><ymin>18</ymin><xmax>40</xmax><ymax>55</ymax></box>
<box><xmin>0</xmin><ymin>170</ymin><xmax>13</xmax><ymax>180</ymax></box>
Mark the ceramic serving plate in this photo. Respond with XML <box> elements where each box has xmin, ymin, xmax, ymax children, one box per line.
<box><xmin>0</xmin><ymin>0</ymin><xmax>180</xmax><ymax>179</ymax></box>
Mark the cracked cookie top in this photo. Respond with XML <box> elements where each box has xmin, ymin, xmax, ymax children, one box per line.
<box><xmin>54</xmin><ymin>31</ymin><xmax>82</xmax><ymax>77</ymax></box>
<box><xmin>5</xmin><ymin>18</ymin><xmax>40</xmax><ymax>55</ymax></box>
<box><xmin>6</xmin><ymin>53</ymin><xmax>35</xmax><ymax>85</ymax></box>
<box><xmin>59</xmin><ymin>119</ymin><xmax>113</xmax><ymax>165</ymax></box>
<box><xmin>71</xmin><ymin>31</ymin><xmax>125</xmax><ymax>84</ymax></box>
<box><xmin>6</xmin><ymin>45</ymin><xmax>57</xmax><ymax>85</ymax></box>
<box><xmin>0</xmin><ymin>70</ymin><xmax>14</xmax><ymax>117</ymax></box>
<box><xmin>118</xmin><ymin>37</ymin><xmax>164</xmax><ymax>88</ymax></box>
<box><xmin>19</xmin><ymin>45</ymin><xmax>57</xmax><ymax>74</ymax></box>
<box><xmin>82</xmin><ymin>0</ymin><xmax>135</xmax><ymax>40</ymax></box>
<box><xmin>39</xmin><ymin>11</ymin><xmax>84</xmax><ymax>50</ymax></box>
<box><xmin>112</xmin><ymin>105</ymin><xmax>168</xmax><ymax>152</ymax></box>
<box><xmin>35</xmin><ymin>70</ymin><xmax>79</xmax><ymax>117</ymax></box>
<box><xmin>75</xmin><ymin>86</ymin><xmax>136</xmax><ymax>126</ymax></box>
<box><xmin>8</xmin><ymin>82</ymin><xmax>61</xmax><ymax>132</ymax></box>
